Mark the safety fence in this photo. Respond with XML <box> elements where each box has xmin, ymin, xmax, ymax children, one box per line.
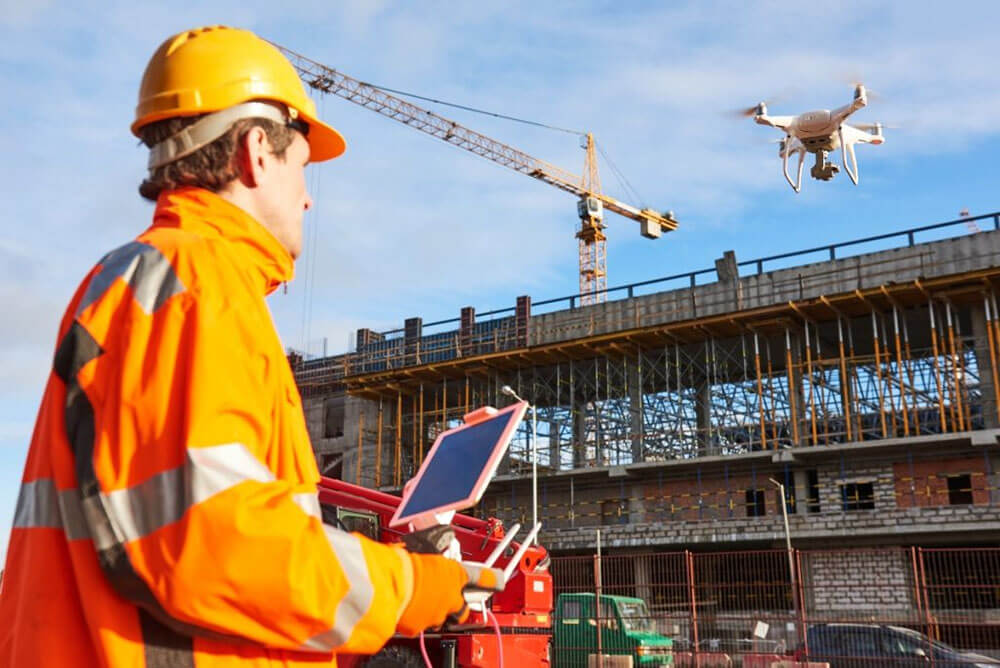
<box><xmin>548</xmin><ymin>546</ymin><xmax>1000</xmax><ymax>667</ymax></box>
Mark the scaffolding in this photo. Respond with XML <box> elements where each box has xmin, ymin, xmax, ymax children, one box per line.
<box><xmin>290</xmin><ymin>212</ymin><xmax>1000</xmax><ymax>492</ymax></box>
<box><xmin>338</xmin><ymin>287</ymin><xmax>999</xmax><ymax>489</ymax></box>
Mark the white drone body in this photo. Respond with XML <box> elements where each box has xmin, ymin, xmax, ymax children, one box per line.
<box><xmin>752</xmin><ymin>85</ymin><xmax>885</xmax><ymax>192</ymax></box>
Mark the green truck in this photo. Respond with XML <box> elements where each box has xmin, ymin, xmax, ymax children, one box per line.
<box><xmin>552</xmin><ymin>593</ymin><xmax>673</xmax><ymax>666</ymax></box>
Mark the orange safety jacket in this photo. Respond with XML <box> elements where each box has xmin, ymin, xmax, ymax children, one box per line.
<box><xmin>0</xmin><ymin>188</ymin><xmax>427</xmax><ymax>667</ymax></box>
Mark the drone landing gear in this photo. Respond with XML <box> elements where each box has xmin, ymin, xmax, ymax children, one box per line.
<box><xmin>781</xmin><ymin>138</ymin><xmax>805</xmax><ymax>193</ymax></box>
<box><xmin>810</xmin><ymin>150</ymin><xmax>840</xmax><ymax>181</ymax></box>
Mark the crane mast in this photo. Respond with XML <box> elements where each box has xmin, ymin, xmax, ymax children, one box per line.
<box><xmin>275</xmin><ymin>43</ymin><xmax>678</xmax><ymax>305</ymax></box>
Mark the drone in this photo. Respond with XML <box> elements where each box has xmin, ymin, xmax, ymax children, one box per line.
<box><xmin>742</xmin><ymin>84</ymin><xmax>885</xmax><ymax>192</ymax></box>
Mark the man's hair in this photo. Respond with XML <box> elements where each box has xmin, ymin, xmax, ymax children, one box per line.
<box><xmin>137</xmin><ymin>115</ymin><xmax>297</xmax><ymax>201</ymax></box>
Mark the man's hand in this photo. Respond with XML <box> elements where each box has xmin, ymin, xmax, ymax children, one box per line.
<box><xmin>395</xmin><ymin>553</ymin><xmax>505</xmax><ymax>636</ymax></box>
<box><xmin>450</xmin><ymin>562</ymin><xmax>506</xmax><ymax>623</ymax></box>
<box><xmin>397</xmin><ymin>553</ymin><xmax>469</xmax><ymax>636</ymax></box>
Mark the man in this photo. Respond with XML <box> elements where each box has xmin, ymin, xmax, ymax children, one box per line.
<box><xmin>0</xmin><ymin>26</ymin><xmax>489</xmax><ymax>666</ymax></box>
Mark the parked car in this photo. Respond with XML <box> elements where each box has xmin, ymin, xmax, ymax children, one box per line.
<box><xmin>796</xmin><ymin>623</ymin><xmax>1000</xmax><ymax>667</ymax></box>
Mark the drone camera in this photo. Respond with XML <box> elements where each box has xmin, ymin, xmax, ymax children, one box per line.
<box><xmin>810</xmin><ymin>151</ymin><xmax>840</xmax><ymax>181</ymax></box>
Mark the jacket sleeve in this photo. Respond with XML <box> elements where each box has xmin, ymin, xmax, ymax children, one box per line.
<box><xmin>69</xmin><ymin>259</ymin><xmax>463</xmax><ymax>654</ymax></box>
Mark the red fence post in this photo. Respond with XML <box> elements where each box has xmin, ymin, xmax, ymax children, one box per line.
<box><xmin>795</xmin><ymin>549</ymin><xmax>808</xmax><ymax>655</ymax></box>
<box><xmin>686</xmin><ymin>550</ymin><xmax>699</xmax><ymax>663</ymax></box>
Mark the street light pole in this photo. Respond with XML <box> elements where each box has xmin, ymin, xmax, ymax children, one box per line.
<box><xmin>502</xmin><ymin>385</ymin><xmax>538</xmax><ymax>542</ymax></box>
<box><xmin>769</xmin><ymin>477</ymin><xmax>799</xmax><ymax>640</ymax></box>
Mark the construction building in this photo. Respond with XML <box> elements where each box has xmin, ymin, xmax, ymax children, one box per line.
<box><xmin>292</xmin><ymin>212</ymin><xmax>1000</xmax><ymax>659</ymax></box>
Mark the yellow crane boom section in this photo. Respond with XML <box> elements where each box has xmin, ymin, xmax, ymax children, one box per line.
<box><xmin>274</xmin><ymin>43</ymin><xmax>678</xmax><ymax>235</ymax></box>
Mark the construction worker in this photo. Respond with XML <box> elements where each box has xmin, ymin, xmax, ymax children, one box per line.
<box><xmin>0</xmin><ymin>26</ymin><xmax>495</xmax><ymax>666</ymax></box>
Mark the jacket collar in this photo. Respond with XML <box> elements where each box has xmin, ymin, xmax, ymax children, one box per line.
<box><xmin>152</xmin><ymin>187</ymin><xmax>294</xmax><ymax>296</ymax></box>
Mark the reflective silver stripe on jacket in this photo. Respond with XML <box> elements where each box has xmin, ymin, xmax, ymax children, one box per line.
<box><xmin>13</xmin><ymin>443</ymin><xmax>323</xmax><ymax>550</ymax></box>
<box><xmin>77</xmin><ymin>241</ymin><xmax>185</xmax><ymax>316</ymax></box>
<box><xmin>299</xmin><ymin>527</ymin><xmax>376</xmax><ymax>651</ymax></box>
<box><xmin>12</xmin><ymin>445</ymin><xmax>379</xmax><ymax>649</ymax></box>
<box><xmin>13</xmin><ymin>478</ymin><xmax>90</xmax><ymax>541</ymax></box>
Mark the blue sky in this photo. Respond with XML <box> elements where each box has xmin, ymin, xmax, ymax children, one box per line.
<box><xmin>2</xmin><ymin>1</ymin><xmax>999</xmax><ymax>560</ymax></box>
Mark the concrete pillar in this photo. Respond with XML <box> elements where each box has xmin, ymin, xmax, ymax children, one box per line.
<box><xmin>633</xmin><ymin>554</ymin><xmax>653</xmax><ymax>604</ymax></box>
<box><xmin>459</xmin><ymin>307</ymin><xmax>475</xmax><ymax>357</ymax></box>
<box><xmin>404</xmin><ymin>317</ymin><xmax>422</xmax><ymax>366</ymax></box>
<box><xmin>629</xmin><ymin>356</ymin><xmax>644</xmax><ymax>463</ymax></box>
<box><xmin>516</xmin><ymin>295</ymin><xmax>531</xmax><ymax>347</ymax></box>
<box><xmin>573</xmin><ymin>400</ymin><xmax>589</xmax><ymax>468</ymax></box>
<box><xmin>549</xmin><ymin>418</ymin><xmax>562</xmax><ymax>472</ymax></box>
<box><xmin>793</xmin><ymin>469</ymin><xmax>810</xmax><ymax>515</ymax></box>
<box><xmin>628</xmin><ymin>482</ymin><xmax>646</xmax><ymax>523</ymax></box>
<box><xmin>695</xmin><ymin>379</ymin><xmax>713</xmax><ymax>456</ymax></box>
<box><xmin>715</xmin><ymin>250</ymin><xmax>742</xmax><ymax>311</ymax></box>
<box><xmin>989</xmin><ymin>453</ymin><xmax>1000</xmax><ymax>506</ymax></box>
<box><xmin>356</xmin><ymin>327</ymin><xmax>383</xmax><ymax>350</ymax></box>
<box><xmin>788</xmin><ymin>329</ymin><xmax>806</xmax><ymax>447</ymax></box>
<box><xmin>356</xmin><ymin>328</ymin><xmax>384</xmax><ymax>374</ymax></box>
<box><xmin>971</xmin><ymin>302</ymin><xmax>998</xmax><ymax>428</ymax></box>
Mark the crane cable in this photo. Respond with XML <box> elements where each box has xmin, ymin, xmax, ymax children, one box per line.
<box><xmin>372</xmin><ymin>80</ymin><xmax>650</xmax><ymax>210</ymax></box>
<box><xmin>363</xmin><ymin>81</ymin><xmax>585</xmax><ymax>137</ymax></box>
<box><xmin>295</xmin><ymin>80</ymin><xmax>651</xmax><ymax>356</ymax></box>
<box><xmin>595</xmin><ymin>140</ymin><xmax>647</xmax><ymax>210</ymax></box>
<box><xmin>299</xmin><ymin>92</ymin><xmax>325</xmax><ymax>355</ymax></box>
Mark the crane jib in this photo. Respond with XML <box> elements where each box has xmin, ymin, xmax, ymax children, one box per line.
<box><xmin>272</xmin><ymin>41</ymin><xmax>678</xmax><ymax>304</ymax></box>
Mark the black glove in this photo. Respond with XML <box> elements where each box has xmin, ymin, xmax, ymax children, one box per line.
<box><xmin>402</xmin><ymin>525</ymin><xmax>456</xmax><ymax>555</ymax></box>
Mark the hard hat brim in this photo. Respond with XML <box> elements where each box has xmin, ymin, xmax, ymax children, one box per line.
<box><xmin>302</xmin><ymin>113</ymin><xmax>346</xmax><ymax>162</ymax></box>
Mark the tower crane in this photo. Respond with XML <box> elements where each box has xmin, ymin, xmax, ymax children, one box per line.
<box><xmin>275</xmin><ymin>43</ymin><xmax>679</xmax><ymax>305</ymax></box>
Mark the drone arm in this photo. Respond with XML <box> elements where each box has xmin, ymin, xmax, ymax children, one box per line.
<box><xmin>839</xmin><ymin>126</ymin><xmax>860</xmax><ymax>185</ymax></box>
<box><xmin>756</xmin><ymin>114</ymin><xmax>795</xmax><ymax>130</ymax></box>
<box><xmin>782</xmin><ymin>141</ymin><xmax>804</xmax><ymax>193</ymax></box>
<box><xmin>831</xmin><ymin>94</ymin><xmax>867</xmax><ymax>126</ymax></box>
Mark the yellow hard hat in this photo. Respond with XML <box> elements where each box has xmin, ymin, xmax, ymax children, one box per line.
<box><xmin>132</xmin><ymin>26</ymin><xmax>345</xmax><ymax>163</ymax></box>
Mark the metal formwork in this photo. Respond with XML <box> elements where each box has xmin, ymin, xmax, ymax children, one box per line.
<box><xmin>344</xmin><ymin>291</ymin><xmax>998</xmax><ymax>489</ymax></box>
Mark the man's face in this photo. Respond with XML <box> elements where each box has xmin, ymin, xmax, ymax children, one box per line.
<box><xmin>257</xmin><ymin>131</ymin><xmax>312</xmax><ymax>260</ymax></box>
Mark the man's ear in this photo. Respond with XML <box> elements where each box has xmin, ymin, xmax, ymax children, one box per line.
<box><xmin>236</xmin><ymin>126</ymin><xmax>272</xmax><ymax>188</ymax></box>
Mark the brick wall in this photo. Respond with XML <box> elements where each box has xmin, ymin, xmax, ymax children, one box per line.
<box><xmin>816</xmin><ymin>464</ymin><xmax>895</xmax><ymax>513</ymax></box>
<box><xmin>541</xmin><ymin>505</ymin><xmax>1000</xmax><ymax>552</ymax></box>
<box><xmin>893</xmin><ymin>456</ymin><xmax>991</xmax><ymax>508</ymax></box>
<box><xmin>641</xmin><ymin>473</ymin><xmax>785</xmax><ymax>522</ymax></box>
<box><xmin>801</xmin><ymin>549</ymin><xmax>916</xmax><ymax>617</ymax></box>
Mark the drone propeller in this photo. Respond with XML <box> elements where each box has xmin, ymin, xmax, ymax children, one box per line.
<box><xmin>730</xmin><ymin>103</ymin><xmax>766</xmax><ymax>118</ymax></box>
<box><xmin>728</xmin><ymin>94</ymin><xmax>786</xmax><ymax>119</ymax></box>
<box><xmin>845</xmin><ymin>79</ymin><xmax>884</xmax><ymax>102</ymax></box>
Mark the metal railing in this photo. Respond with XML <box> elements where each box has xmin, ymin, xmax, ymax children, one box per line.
<box><xmin>379</xmin><ymin>210</ymin><xmax>1000</xmax><ymax>331</ymax></box>
<box><xmin>292</xmin><ymin>211</ymin><xmax>1000</xmax><ymax>392</ymax></box>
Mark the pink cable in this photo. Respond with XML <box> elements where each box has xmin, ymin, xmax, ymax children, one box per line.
<box><xmin>419</xmin><ymin>630</ymin><xmax>432</xmax><ymax>668</ymax></box>
<box><xmin>486</xmin><ymin>609</ymin><xmax>504</xmax><ymax>668</ymax></box>
<box><xmin>419</xmin><ymin>610</ymin><xmax>503</xmax><ymax>668</ymax></box>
